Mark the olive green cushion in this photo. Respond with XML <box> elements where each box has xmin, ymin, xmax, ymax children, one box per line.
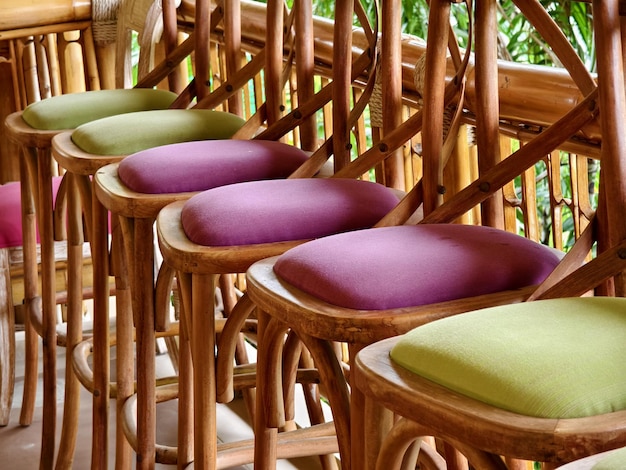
<box><xmin>592</xmin><ymin>448</ymin><xmax>626</xmax><ymax>469</ymax></box>
<box><xmin>391</xmin><ymin>297</ymin><xmax>626</xmax><ymax>419</ymax></box>
<box><xmin>71</xmin><ymin>109</ymin><xmax>247</xmax><ymax>155</ymax></box>
<box><xmin>21</xmin><ymin>89</ymin><xmax>177</xmax><ymax>130</ymax></box>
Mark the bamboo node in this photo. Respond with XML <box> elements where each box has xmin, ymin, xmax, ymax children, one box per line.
<box><xmin>478</xmin><ymin>182</ymin><xmax>491</xmax><ymax>193</ymax></box>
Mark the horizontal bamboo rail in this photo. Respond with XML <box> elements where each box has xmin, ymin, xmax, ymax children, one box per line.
<box><xmin>0</xmin><ymin>0</ymin><xmax>90</xmax><ymax>34</ymax></box>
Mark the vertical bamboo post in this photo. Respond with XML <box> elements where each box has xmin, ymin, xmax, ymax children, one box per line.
<box><xmin>421</xmin><ymin>0</ymin><xmax>450</xmax><ymax>216</ymax></box>
<box><xmin>381</xmin><ymin>0</ymin><xmax>405</xmax><ymax>190</ymax></box>
<box><xmin>475</xmin><ymin>0</ymin><xmax>504</xmax><ymax>229</ymax></box>
<box><xmin>593</xmin><ymin>0</ymin><xmax>626</xmax><ymax>295</ymax></box>
<box><xmin>332</xmin><ymin>0</ymin><xmax>354</xmax><ymax>171</ymax></box>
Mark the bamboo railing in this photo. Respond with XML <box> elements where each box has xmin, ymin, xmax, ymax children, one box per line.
<box><xmin>0</xmin><ymin>0</ymin><xmax>600</xmax><ymax>247</ymax></box>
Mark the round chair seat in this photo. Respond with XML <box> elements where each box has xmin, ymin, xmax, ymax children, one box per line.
<box><xmin>273</xmin><ymin>224</ymin><xmax>562</xmax><ymax>310</ymax></box>
<box><xmin>180</xmin><ymin>178</ymin><xmax>402</xmax><ymax>247</ymax></box>
<box><xmin>0</xmin><ymin>177</ymin><xmax>64</xmax><ymax>249</ymax></box>
<box><xmin>117</xmin><ymin>140</ymin><xmax>311</xmax><ymax>194</ymax></box>
<box><xmin>71</xmin><ymin>109</ymin><xmax>246</xmax><ymax>156</ymax></box>
<box><xmin>21</xmin><ymin>89</ymin><xmax>177</xmax><ymax>130</ymax></box>
<box><xmin>391</xmin><ymin>296</ymin><xmax>626</xmax><ymax>420</ymax></box>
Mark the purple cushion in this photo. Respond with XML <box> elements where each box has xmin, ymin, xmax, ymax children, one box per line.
<box><xmin>181</xmin><ymin>178</ymin><xmax>400</xmax><ymax>246</ymax></box>
<box><xmin>0</xmin><ymin>177</ymin><xmax>64</xmax><ymax>249</ymax></box>
<box><xmin>274</xmin><ymin>224</ymin><xmax>562</xmax><ymax>310</ymax></box>
<box><xmin>117</xmin><ymin>140</ymin><xmax>310</xmax><ymax>194</ymax></box>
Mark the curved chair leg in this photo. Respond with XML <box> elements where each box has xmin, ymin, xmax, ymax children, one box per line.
<box><xmin>33</xmin><ymin>151</ymin><xmax>58</xmax><ymax>470</ymax></box>
<box><xmin>216</xmin><ymin>293</ymin><xmax>256</xmax><ymax>404</ymax></box>
<box><xmin>254</xmin><ymin>314</ymin><xmax>290</xmax><ymax>469</ymax></box>
<box><xmin>281</xmin><ymin>332</ymin><xmax>337</xmax><ymax>470</ymax></box>
<box><xmin>0</xmin><ymin>249</ymin><xmax>15</xmax><ymax>426</ymax></box>
<box><xmin>54</xmin><ymin>172</ymin><xmax>85</xmax><ymax>469</ymax></box>
<box><xmin>297</xmin><ymin>333</ymin><xmax>352</xmax><ymax>470</ymax></box>
<box><xmin>18</xmin><ymin>155</ymin><xmax>39</xmax><ymax>427</ymax></box>
<box><xmin>111</xmin><ymin>216</ymin><xmax>135</xmax><ymax>469</ymax></box>
<box><xmin>19</xmin><ymin>300</ymin><xmax>38</xmax><ymax>426</ymax></box>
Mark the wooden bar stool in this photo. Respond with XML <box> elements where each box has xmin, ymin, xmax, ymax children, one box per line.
<box><xmin>156</xmin><ymin>178</ymin><xmax>402</xmax><ymax>468</ymax></box>
<box><xmin>353</xmin><ymin>0</ymin><xmax>626</xmax><ymax>468</ymax></box>
<box><xmin>92</xmin><ymin>139</ymin><xmax>311</xmax><ymax>467</ymax></box>
<box><xmin>0</xmin><ymin>176</ymin><xmax>64</xmax><ymax>426</ymax></box>
<box><xmin>2</xmin><ymin>1</ymin><xmax>188</xmax><ymax>468</ymax></box>
<box><xmin>50</xmin><ymin>109</ymin><xmax>245</xmax><ymax>469</ymax></box>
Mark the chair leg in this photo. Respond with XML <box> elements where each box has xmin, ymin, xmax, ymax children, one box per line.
<box><xmin>90</xmin><ymin>183</ymin><xmax>112</xmax><ymax>470</ymax></box>
<box><xmin>217</xmin><ymin>273</ymin><xmax>256</xmax><ymax>420</ymax></box>
<box><xmin>0</xmin><ymin>249</ymin><xmax>15</xmax><ymax>426</ymax></box>
<box><xmin>281</xmin><ymin>332</ymin><xmax>337</xmax><ymax>468</ymax></box>
<box><xmin>19</xmin><ymin>301</ymin><xmax>38</xmax><ymax>426</ymax></box>
<box><xmin>132</xmin><ymin>217</ymin><xmax>157</xmax><ymax>470</ymax></box>
<box><xmin>110</xmin><ymin>216</ymin><xmax>134</xmax><ymax>469</ymax></box>
<box><xmin>190</xmin><ymin>273</ymin><xmax>218</xmax><ymax>469</ymax></box>
<box><xmin>299</xmin><ymin>334</ymin><xmax>352</xmax><ymax>470</ymax></box>
<box><xmin>37</xmin><ymin>152</ymin><xmax>58</xmax><ymax>470</ymax></box>
<box><xmin>54</xmin><ymin>173</ymin><xmax>85</xmax><ymax>469</ymax></box>
<box><xmin>177</xmin><ymin>315</ymin><xmax>194</xmax><ymax>470</ymax></box>
<box><xmin>253</xmin><ymin>312</ymin><xmax>282</xmax><ymax>470</ymax></box>
<box><xmin>18</xmin><ymin>154</ymin><xmax>38</xmax><ymax>427</ymax></box>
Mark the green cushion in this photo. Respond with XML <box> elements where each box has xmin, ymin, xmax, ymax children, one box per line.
<box><xmin>592</xmin><ymin>448</ymin><xmax>626</xmax><ymax>469</ymax></box>
<box><xmin>21</xmin><ymin>89</ymin><xmax>177</xmax><ymax>130</ymax></box>
<box><xmin>71</xmin><ymin>109</ymin><xmax>247</xmax><ymax>155</ymax></box>
<box><xmin>391</xmin><ymin>297</ymin><xmax>626</xmax><ymax>419</ymax></box>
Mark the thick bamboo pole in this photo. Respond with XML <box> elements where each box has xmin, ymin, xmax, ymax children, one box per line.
<box><xmin>0</xmin><ymin>0</ymin><xmax>90</xmax><ymax>31</ymax></box>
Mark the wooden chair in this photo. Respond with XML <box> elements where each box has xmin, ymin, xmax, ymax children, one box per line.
<box><xmin>0</xmin><ymin>176</ymin><xmax>66</xmax><ymax>427</ymax></box>
<box><xmin>243</xmin><ymin>0</ymin><xmax>603</xmax><ymax>469</ymax></box>
<box><xmin>354</xmin><ymin>237</ymin><xmax>626</xmax><ymax>469</ymax></box>
<box><xmin>92</xmin><ymin>140</ymin><xmax>311</xmax><ymax>468</ymax></box>
<box><xmin>352</xmin><ymin>1</ymin><xmax>626</xmax><ymax>468</ymax></box>
<box><xmin>2</xmin><ymin>1</ymin><xmax>193</xmax><ymax>468</ymax></box>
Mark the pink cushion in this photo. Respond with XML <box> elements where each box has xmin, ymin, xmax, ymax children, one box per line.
<box><xmin>0</xmin><ymin>177</ymin><xmax>64</xmax><ymax>249</ymax></box>
<box><xmin>274</xmin><ymin>224</ymin><xmax>562</xmax><ymax>310</ymax></box>
<box><xmin>181</xmin><ymin>178</ymin><xmax>400</xmax><ymax>246</ymax></box>
<box><xmin>118</xmin><ymin>140</ymin><xmax>310</xmax><ymax>194</ymax></box>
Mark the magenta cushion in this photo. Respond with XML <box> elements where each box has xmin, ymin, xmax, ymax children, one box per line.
<box><xmin>181</xmin><ymin>178</ymin><xmax>400</xmax><ymax>246</ymax></box>
<box><xmin>273</xmin><ymin>224</ymin><xmax>562</xmax><ymax>310</ymax></box>
<box><xmin>0</xmin><ymin>177</ymin><xmax>64</xmax><ymax>249</ymax></box>
<box><xmin>117</xmin><ymin>140</ymin><xmax>310</xmax><ymax>194</ymax></box>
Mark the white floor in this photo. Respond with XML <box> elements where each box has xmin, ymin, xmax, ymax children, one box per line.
<box><xmin>0</xmin><ymin>313</ymin><xmax>331</xmax><ymax>469</ymax></box>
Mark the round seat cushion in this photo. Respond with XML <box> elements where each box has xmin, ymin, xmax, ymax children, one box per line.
<box><xmin>181</xmin><ymin>178</ymin><xmax>401</xmax><ymax>246</ymax></box>
<box><xmin>274</xmin><ymin>224</ymin><xmax>561</xmax><ymax>310</ymax></box>
<box><xmin>71</xmin><ymin>109</ymin><xmax>246</xmax><ymax>155</ymax></box>
<box><xmin>0</xmin><ymin>177</ymin><xmax>64</xmax><ymax>249</ymax></box>
<box><xmin>118</xmin><ymin>140</ymin><xmax>310</xmax><ymax>194</ymax></box>
<box><xmin>391</xmin><ymin>297</ymin><xmax>626</xmax><ymax>419</ymax></box>
<box><xmin>21</xmin><ymin>89</ymin><xmax>177</xmax><ymax>130</ymax></box>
